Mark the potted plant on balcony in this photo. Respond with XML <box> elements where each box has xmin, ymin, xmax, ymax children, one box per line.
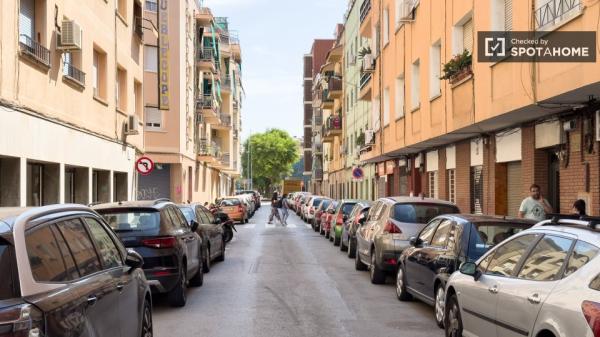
<box><xmin>356</xmin><ymin>131</ymin><xmax>365</xmax><ymax>148</ymax></box>
<box><xmin>358</xmin><ymin>46</ymin><xmax>372</xmax><ymax>58</ymax></box>
<box><xmin>440</xmin><ymin>50</ymin><xmax>472</xmax><ymax>85</ymax></box>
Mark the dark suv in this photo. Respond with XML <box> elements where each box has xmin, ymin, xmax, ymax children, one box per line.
<box><xmin>94</xmin><ymin>199</ymin><xmax>204</xmax><ymax>307</ymax></box>
<box><xmin>0</xmin><ymin>204</ymin><xmax>152</xmax><ymax>337</ymax></box>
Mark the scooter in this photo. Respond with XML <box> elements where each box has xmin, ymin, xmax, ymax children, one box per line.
<box><xmin>209</xmin><ymin>205</ymin><xmax>237</xmax><ymax>243</ymax></box>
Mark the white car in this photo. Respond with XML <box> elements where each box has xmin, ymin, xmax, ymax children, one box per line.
<box><xmin>304</xmin><ymin>196</ymin><xmax>325</xmax><ymax>222</ymax></box>
<box><xmin>444</xmin><ymin>217</ymin><xmax>600</xmax><ymax>337</ymax></box>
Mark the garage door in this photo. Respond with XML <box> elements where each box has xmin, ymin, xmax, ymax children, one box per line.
<box><xmin>506</xmin><ymin>161</ymin><xmax>522</xmax><ymax>217</ymax></box>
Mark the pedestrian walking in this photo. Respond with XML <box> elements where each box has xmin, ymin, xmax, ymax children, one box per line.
<box><xmin>280</xmin><ymin>194</ymin><xmax>290</xmax><ymax>226</ymax></box>
<box><xmin>572</xmin><ymin>199</ymin><xmax>587</xmax><ymax>217</ymax></box>
<box><xmin>518</xmin><ymin>184</ymin><xmax>553</xmax><ymax>221</ymax></box>
<box><xmin>268</xmin><ymin>192</ymin><xmax>282</xmax><ymax>224</ymax></box>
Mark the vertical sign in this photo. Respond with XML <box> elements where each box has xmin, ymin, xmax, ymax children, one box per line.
<box><xmin>158</xmin><ymin>0</ymin><xmax>170</xmax><ymax>110</ymax></box>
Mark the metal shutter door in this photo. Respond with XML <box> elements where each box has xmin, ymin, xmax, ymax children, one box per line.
<box><xmin>378</xmin><ymin>177</ymin><xmax>386</xmax><ymax>198</ymax></box>
<box><xmin>506</xmin><ymin>161</ymin><xmax>522</xmax><ymax>217</ymax></box>
<box><xmin>399</xmin><ymin>171</ymin><xmax>409</xmax><ymax>196</ymax></box>
<box><xmin>463</xmin><ymin>19</ymin><xmax>473</xmax><ymax>53</ymax></box>
<box><xmin>19</xmin><ymin>0</ymin><xmax>35</xmax><ymax>42</ymax></box>
<box><xmin>470</xmin><ymin>166</ymin><xmax>483</xmax><ymax>214</ymax></box>
<box><xmin>505</xmin><ymin>0</ymin><xmax>513</xmax><ymax>31</ymax></box>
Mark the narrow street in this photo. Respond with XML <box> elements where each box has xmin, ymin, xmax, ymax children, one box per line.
<box><xmin>153</xmin><ymin>203</ymin><xmax>442</xmax><ymax>337</ymax></box>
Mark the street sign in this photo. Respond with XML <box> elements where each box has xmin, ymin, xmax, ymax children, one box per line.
<box><xmin>136</xmin><ymin>157</ymin><xmax>154</xmax><ymax>176</ymax></box>
<box><xmin>352</xmin><ymin>167</ymin><xmax>364</xmax><ymax>180</ymax></box>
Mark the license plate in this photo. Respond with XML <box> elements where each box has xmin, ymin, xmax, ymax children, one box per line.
<box><xmin>223</xmin><ymin>207</ymin><xmax>235</xmax><ymax>212</ymax></box>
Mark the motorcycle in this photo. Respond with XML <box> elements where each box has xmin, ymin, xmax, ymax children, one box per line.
<box><xmin>209</xmin><ymin>204</ymin><xmax>237</xmax><ymax>243</ymax></box>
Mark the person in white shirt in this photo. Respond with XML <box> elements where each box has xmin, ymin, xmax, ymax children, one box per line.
<box><xmin>518</xmin><ymin>184</ymin><xmax>553</xmax><ymax>221</ymax></box>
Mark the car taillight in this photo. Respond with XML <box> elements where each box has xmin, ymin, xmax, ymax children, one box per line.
<box><xmin>583</xmin><ymin>301</ymin><xmax>600</xmax><ymax>337</ymax></box>
<box><xmin>142</xmin><ymin>237</ymin><xmax>177</xmax><ymax>249</ymax></box>
<box><xmin>383</xmin><ymin>220</ymin><xmax>402</xmax><ymax>234</ymax></box>
<box><xmin>238</xmin><ymin>205</ymin><xmax>244</xmax><ymax>212</ymax></box>
<box><xmin>310</xmin><ymin>207</ymin><xmax>314</xmax><ymax>214</ymax></box>
<box><xmin>0</xmin><ymin>304</ymin><xmax>44</xmax><ymax>337</ymax></box>
<box><xmin>337</xmin><ymin>213</ymin><xmax>343</xmax><ymax>225</ymax></box>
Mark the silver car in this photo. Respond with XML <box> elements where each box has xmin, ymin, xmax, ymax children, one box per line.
<box><xmin>444</xmin><ymin>217</ymin><xmax>600</xmax><ymax>337</ymax></box>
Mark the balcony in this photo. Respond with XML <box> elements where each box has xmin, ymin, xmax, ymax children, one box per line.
<box><xmin>222</xmin><ymin>75</ymin><xmax>232</xmax><ymax>92</ymax></box>
<box><xmin>134</xmin><ymin>17</ymin><xmax>144</xmax><ymax>40</ymax></box>
<box><xmin>323</xmin><ymin>115</ymin><xmax>342</xmax><ymax>142</ymax></box>
<box><xmin>313</xmin><ymin>114</ymin><xmax>323</xmax><ymax>127</ymax></box>
<box><xmin>197</xmin><ymin>139</ymin><xmax>220</xmax><ymax>163</ymax></box>
<box><xmin>197</xmin><ymin>49</ymin><xmax>216</xmax><ymax>73</ymax></box>
<box><xmin>196</xmin><ymin>7</ymin><xmax>214</xmax><ymax>24</ymax></box>
<box><xmin>218</xmin><ymin>153</ymin><xmax>231</xmax><ymax>168</ymax></box>
<box><xmin>233</xmin><ymin>100</ymin><xmax>239</xmax><ymax>111</ymax></box>
<box><xmin>313</xmin><ymin>143</ymin><xmax>323</xmax><ymax>154</ymax></box>
<box><xmin>327</xmin><ymin>76</ymin><xmax>342</xmax><ymax>99</ymax></box>
<box><xmin>19</xmin><ymin>35</ymin><xmax>51</xmax><ymax>69</ymax></box>
<box><xmin>359</xmin><ymin>72</ymin><xmax>373</xmax><ymax>101</ymax></box>
<box><xmin>359</xmin><ymin>0</ymin><xmax>372</xmax><ymax>37</ymax></box>
<box><xmin>320</xmin><ymin>90</ymin><xmax>334</xmax><ymax>109</ymax></box>
<box><xmin>212</xmin><ymin>113</ymin><xmax>232</xmax><ymax>130</ymax></box>
<box><xmin>63</xmin><ymin>61</ymin><xmax>85</xmax><ymax>87</ymax></box>
<box><xmin>535</xmin><ymin>0</ymin><xmax>582</xmax><ymax>30</ymax></box>
<box><xmin>196</xmin><ymin>95</ymin><xmax>220</xmax><ymax>124</ymax></box>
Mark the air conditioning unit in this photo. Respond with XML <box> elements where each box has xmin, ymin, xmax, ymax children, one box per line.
<box><xmin>362</xmin><ymin>54</ymin><xmax>375</xmax><ymax>73</ymax></box>
<box><xmin>365</xmin><ymin>130</ymin><xmax>375</xmax><ymax>145</ymax></box>
<box><xmin>125</xmin><ymin>115</ymin><xmax>140</xmax><ymax>135</ymax></box>
<box><xmin>58</xmin><ymin>20</ymin><xmax>83</xmax><ymax>50</ymax></box>
<box><xmin>398</xmin><ymin>0</ymin><xmax>416</xmax><ymax>23</ymax></box>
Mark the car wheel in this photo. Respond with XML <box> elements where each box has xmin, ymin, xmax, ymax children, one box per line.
<box><xmin>435</xmin><ymin>285</ymin><xmax>446</xmax><ymax>328</ymax></box>
<box><xmin>215</xmin><ymin>240</ymin><xmax>225</xmax><ymax>262</ymax></box>
<box><xmin>141</xmin><ymin>299</ymin><xmax>153</xmax><ymax>337</ymax></box>
<box><xmin>340</xmin><ymin>237</ymin><xmax>347</xmax><ymax>251</ymax></box>
<box><xmin>319</xmin><ymin>224</ymin><xmax>325</xmax><ymax>235</ymax></box>
<box><xmin>325</xmin><ymin>230</ymin><xmax>330</xmax><ymax>239</ymax></box>
<box><xmin>189</xmin><ymin>260</ymin><xmax>204</xmax><ymax>288</ymax></box>
<box><xmin>369</xmin><ymin>250</ymin><xmax>386</xmax><ymax>284</ymax></box>
<box><xmin>202</xmin><ymin>247</ymin><xmax>211</xmax><ymax>273</ymax></box>
<box><xmin>445</xmin><ymin>293</ymin><xmax>463</xmax><ymax>337</ymax></box>
<box><xmin>168</xmin><ymin>266</ymin><xmax>187</xmax><ymax>307</ymax></box>
<box><xmin>333</xmin><ymin>234</ymin><xmax>341</xmax><ymax>246</ymax></box>
<box><xmin>313</xmin><ymin>221</ymin><xmax>319</xmax><ymax>232</ymax></box>
<box><xmin>395</xmin><ymin>265</ymin><xmax>412</xmax><ymax>301</ymax></box>
<box><xmin>347</xmin><ymin>238</ymin><xmax>356</xmax><ymax>258</ymax></box>
<box><xmin>355</xmin><ymin>250</ymin><xmax>368</xmax><ymax>271</ymax></box>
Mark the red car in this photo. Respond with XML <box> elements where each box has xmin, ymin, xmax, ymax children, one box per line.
<box><xmin>312</xmin><ymin>198</ymin><xmax>332</xmax><ymax>232</ymax></box>
<box><xmin>319</xmin><ymin>201</ymin><xmax>338</xmax><ymax>238</ymax></box>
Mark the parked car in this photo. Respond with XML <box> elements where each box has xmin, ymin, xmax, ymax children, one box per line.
<box><xmin>235</xmin><ymin>194</ymin><xmax>255</xmax><ymax>218</ymax></box>
<box><xmin>296</xmin><ymin>193</ymin><xmax>311</xmax><ymax>215</ymax></box>
<box><xmin>320</xmin><ymin>201</ymin><xmax>339</xmax><ymax>238</ymax></box>
<box><xmin>445</xmin><ymin>216</ymin><xmax>600</xmax><ymax>337</ymax></box>
<box><xmin>355</xmin><ymin>197</ymin><xmax>459</xmax><ymax>284</ymax></box>
<box><xmin>304</xmin><ymin>196</ymin><xmax>326</xmax><ymax>224</ymax></box>
<box><xmin>0</xmin><ymin>204</ymin><xmax>152</xmax><ymax>336</ymax></box>
<box><xmin>312</xmin><ymin>198</ymin><xmax>333</xmax><ymax>232</ymax></box>
<box><xmin>396</xmin><ymin>214</ymin><xmax>536</xmax><ymax>327</ymax></box>
<box><xmin>178</xmin><ymin>203</ymin><xmax>225</xmax><ymax>273</ymax></box>
<box><xmin>219</xmin><ymin>197</ymin><xmax>248</xmax><ymax>223</ymax></box>
<box><xmin>301</xmin><ymin>196</ymin><xmax>314</xmax><ymax>222</ymax></box>
<box><xmin>235</xmin><ymin>190</ymin><xmax>261</xmax><ymax>208</ymax></box>
<box><xmin>341</xmin><ymin>201</ymin><xmax>372</xmax><ymax>257</ymax></box>
<box><xmin>329</xmin><ymin>200</ymin><xmax>359</xmax><ymax>246</ymax></box>
<box><xmin>94</xmin><ymin>199</ymin><xmax>204</xmax><ymax>307</ymax></box>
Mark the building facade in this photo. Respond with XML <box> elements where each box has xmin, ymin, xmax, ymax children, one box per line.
<box><xmin>140</xmin><ymin>1</ymin><xmax>243</xmax><ymax>203</ymax></box>
<box><xmin>0</xmin><ymin>0</ymin><xmax>145</xmax><ymax>207</ymax></box>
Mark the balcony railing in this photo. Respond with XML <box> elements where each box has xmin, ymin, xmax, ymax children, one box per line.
<box><xmin>220</xmin><ymin>113</ymin><xmax>232</xmax><ymax>127</ymax></box>
<box><xmin>63</xmin><ymin>61</ymin><xmax>86</xmax><ymax>86</ymax></box>
<box><xmin>313</xmin><ymin>115</ymin><xmax>323</xmax><ymax>126</ymax></box>
<box><xmin>197</xmin><ymin>139</ymin><xmax>220</xmax><ymax>157</ymax></box>
<box><xmin>535</xmin><ymin>0</ymin><xmax>581</xmax><ymax>29</ymax></box>
<box><xmin>360</xmin><ymin>0</ymin><xmax>372</xmax><ymax>23</ymax></box>
<box><xmin>197</xmin><ymin>49</ymin><xmax>215</xmax><ymax>62</ymax></box>
<box><xmin>328</xmin><ymin>76</ymin><xmax>342</xmax><ymax>92</ymax></box>
<box><xmin>19</xmin><ymin>35</ymin><xmax>51</xmax><ymax>67</ymax></box>
<box><xmin>200</xmin><ymin>95</ymin><xmax>214</xmax><ymax>109</ymax></box>
<box><xmin>220</xmin><ymin>153</ymin><xmax>231</xmax><ymax>166</ymax></box>
<box><xmin>326</xmin><ymin>115</ymin><xmax>342</xmax><ymax>132</ymax></box>
<box><xmin>360</xmin><ymin>72</ymin><xmax>372</xmax><ymax>89</ymax></box>
<box><xmin>320</xmin><ymin>90</ymin><xmax>333</xmax><ymax>103</ymax></box>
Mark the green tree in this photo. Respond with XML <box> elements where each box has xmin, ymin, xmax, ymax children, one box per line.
<box><xmin>241</xmin><ymin>129</ymin><xmax>299</xmax><ymax>193</ymax></box>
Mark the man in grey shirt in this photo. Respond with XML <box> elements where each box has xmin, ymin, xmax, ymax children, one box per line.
<box><xmin>518</xmin><ymin>184</ymin><xmax>553</xmax><ymax>221</ymax></box>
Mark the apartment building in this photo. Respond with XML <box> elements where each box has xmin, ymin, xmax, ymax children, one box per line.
<box><xmin>0</xmin><ymin>0</ymin><xmax>145</xmax><ymax>207</ymax></box>
<box><xmin>303</xmin><ymin>39</ymin><xmax>335</xmax><ymax>194</ymax></box>
<box><xmin>357</xmin><ymin>0</ymin><xmax>600</xmax><ymax>215</ymax></box>
<box><xmin>139</xmin><ymin>1</ymin><xmax>242</xmax><ymax>203</ymax></box>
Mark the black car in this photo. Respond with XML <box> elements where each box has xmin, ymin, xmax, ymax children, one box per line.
<box><xmin>178</xmin><ymin>203</ymin><xmax>225</xmax><ymax>273</ymax></box>
<box><xmin>396</xmin><ymin>214</ymin><xmax>536</xmax><ymax>328</ymax></box>
<box><xmin>94</xmin><ymin>199</ymin><xmax>204</xmax><ymax>307</ymax></box>
<box><xmin>0</xmin><ymin>204</ymin><xmax>152</xmax><ymax>337</ymax></box>
<box><xmin>340</xmin><ymin>201</ymin><xmax>372</xmax><ymax>257</ymax></box>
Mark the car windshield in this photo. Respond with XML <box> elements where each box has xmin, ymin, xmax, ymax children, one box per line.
<box><xmin>178</xmin><ymin>207</ymin><xmax>195</xmax><ymax>224</ymax></box>
<box><xmin>100</xmin><ymin>210</ymin><xmax>161</xmax><ymax>234</ymax></box>
<box><xmin>320</xmin><ymin>200</ymin><xmax>331</xmax><ymax>209</ymax></box>
<box><xmin>313</xmin><ymin>198</ymin><xmax>323</xmax><ymax>207</ymax></box>
<box><xmin>392</xmin><ymin>203</ymin><xmax>459</xmax><ymax>223</ymax></box>
<box><xmin>467</xmin><ymin>223</ymin><xmax>529</xmax><ymax>261</ymax></box>
<box><xmin>0</xmin><ymin>239</ymin><xmax>18</xmax><ymax>300</ymax></box>
<box><xmin>221</xmin><ymin>199</ymin><xmax>241</xmax><ymax>206</ymax></box>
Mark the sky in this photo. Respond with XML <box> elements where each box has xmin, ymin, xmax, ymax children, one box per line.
<box><xmin>204</xmin><ymin>0</ymin><xmax>347</xmax><ymax>141</ymax></box>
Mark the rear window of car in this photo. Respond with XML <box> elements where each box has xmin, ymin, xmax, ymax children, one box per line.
<box><xmin>100</xmin><ymin>210</ymin><xmax>161</xmax><ymax>235</ymax></box>
<box><xmin>342</xmin><ymin>203</ymin><xmax>357</xmax><ymax>215</ymax></box>
<box><xmin>178</xmin><ymin>207</ymin><xmax>195</xmax><ymax>224</ymax></box>
<box><xmin>0</xmin><ymin>238</ymin><xmax>19</xmax><ymax>299</ymax></box>
<box><xmin>312</xmin><ymin>198</ymin><xmax>323</xmax><ymax>207</ymax></box>
<box><xmin>392</xmin><ymin>203</ymin><xmax>459</xmax><ymax>223</ymax></box>
<box><xmin>221</xmin><ymin>199</ymin><xmax>241</xmax><ymax>206</ymax></box>
<box><xmin>320</xmin><ymin>200</ymin><xmax>331</xmax><ymax>209</ymax></box>
<box><xmin>467</xmin><ymin>222</ymin><xmax>530</xmax><ymax>261</ymax></box>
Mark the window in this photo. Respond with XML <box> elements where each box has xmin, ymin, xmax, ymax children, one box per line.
<box><xmin>395</xmin><ymin>76</ymin><xmax>405</xmax><ymax>118</ymax></box>
<box><xmin>517</xmin><ymin>235</ymin><xmax>573</xmax><ymax>281</ymax></box>
<box><xmin>419</xmin><ymin>219</ymin><xmax>441</xmax><ymax>245</ymax></box>
<box><xmin>93</xmin><ymin>48</ymin><xmax>107</xmax><ymax>100</ymax></box>
<box><xmin>144</xmin><ymin>46</ymin><xmax>158</xmax><ymax>72</ymax></box>
<box><xmin>485</xmin><ymin>234</ymin><xmax>539</xmax><ymax>277</ymax></box>
<box><xmin>0</xmin><ymin>239</ymin><xmax>18</xmax><ymax>299</ymax></box>
<box><xmin>145</xmin><ymin>107</ymin><xmax>162</xmax><ymax>130</ymax></box>
<box><xmin>452</xmin><ymin>16</ymin><xmax>474</xmax><ymax>55</ymax></box>
<box><xmin>591</xmin><ymin>273</ymin><xmax>600</xmax><ymax>291</ymax></box>
<box><xmin>428</xmin><ymin>171</ymin><xmax>438</xmax><ymax>199</ymax></box>
<box><xmin>383</xmin><ymin>87</ymin><xmax>390</xmax><ymax>126</ymax></box>
<box><xmin>145</xmin><ymin>0</ymin><xmax>158</xmax><ymax>11</ymax></box>
<box><xmin>19</xmin><ymin>0</ymin><xmax>35</xmax><ymax>41</ymax></box>
<box><xmin>100</xmin><ymin>210</ymin><xmax>161</xmax><ymax>234</ymax></box>
<box><xmin>179</xmin><ymin>207</ymin><xmax>196</xmax><ymax>224</ymax></box>
<box><xmin>383</xmin><ymin>8</ymin><xmax>390</xmax><ymax>45</ymax></box>
<box><xmin>430</xmin><ymin>219</ymin><xmax>453</xmax><ymax>247</ymax></box>
<box><xmin>56</xmin><ymin>219</ymin><xmax>102</xmax><ymax>277</ymax></box>
<box><xmin>471</xmin><ymin>166</ymin><xmax>483</xmax><ymax>214</ymax></box>
<box><xmin>411</xmin><ymin>60</ymin><xmax>420</xmax><ymax>109</ymax></box>
<box><xmin>565</xmin><ymin>240</ymin><xmax>599</xmax><ymax>277</ymax></box>
<box><xmin>84</xmin><ymin>218</ymin><xmax>123</xmax><ymax>269</ymax></box>
<box><xmin>429</xmin><ymin>42</ymin><xmax>441</xmax><ymax>98</ymax></box>
<box><xmin>392</xmin><ymin>203</ymin><xmax>459</xmax><ymax>224</ymax></box>
<box><xmin>26</xmin><ymin>224</ymin><xmax>78</xmax><ymax>282</ymax></box>
<box><xmin>492</xmin><ymin>0</ymin><xmax>513</xmax><ymax>31</ymax></box>
<box><xmin>467</xmin><ymin>223</ymin><xmax>528</xmax><ymax>261</ymax></box>
<box><xmin>448</xmin><ymin>169</ymin><xmax>456</xmax><ymax>203</ymax></box>
<box><xmin>116</xmin><ymin>67</ymin><xmax>127</xmax><ymax>112</ymax></box>
<box><xmin>462</xmin><ymin>19</ymin><xmax>474</xmax><ymax>53</ymax></box>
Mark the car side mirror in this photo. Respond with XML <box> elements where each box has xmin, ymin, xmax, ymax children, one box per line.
<box><xmin>459</xmin><ymin>262</ymin><xmax>482</xmax><ymax>281</ymax></box>
<box><xmin>409</xmin><ymin>237</ymin><xmax>423</xmax><ymax>247</ymax></box>
<box><xmin>214</xmin><ymin>218</ymin><xmax>222</xmax><ymax>225</ymax></box>
<box><xmin>190</xmin><ymin>220</ymin><xmax>199</xmax><ymax>232</ymax></box>
<box><xmin>343</xmin><ymin>214</ymin><xmax>348</xmax><ymax>222</ymax></box>
<box><xmin>125</xmin><ymin>249</ymin><xmax>144</xmax><ymax>270</ymax></box>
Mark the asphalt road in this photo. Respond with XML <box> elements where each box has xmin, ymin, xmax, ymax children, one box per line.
<box><xmin>153</xmin><ymin>204</ymin><xmax>443</xmax><ymax>337</ymax></box>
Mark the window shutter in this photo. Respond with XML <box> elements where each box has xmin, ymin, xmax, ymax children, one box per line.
<box><xmin>19</xmin><ymin>0</ymin><xmax>35</xmax><ymax>42</ymax></box>
<box><xmin>92</xmin><ymin>52</ymin><xmax>99</xmax><ymax>96</ymax></box>
<box><xmin>504</xmin><ymin>0</ymin><xmax>513</xmax><ymax>31</ymax></box>
<box><xmin>145</xmin><ymin>107</ymin><xmax>162</xmax><ymax>129</ymax></box>
<box><xmin>462</xmin><ymin>19</ymin><xmax>473</xmax><ymax>53</ymax></box>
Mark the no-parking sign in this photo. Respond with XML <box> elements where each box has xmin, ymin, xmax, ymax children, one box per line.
<box><xmin>136</xmin><ymin>157</ymin><xmax>155</xmax><ymax>176</ymax></box>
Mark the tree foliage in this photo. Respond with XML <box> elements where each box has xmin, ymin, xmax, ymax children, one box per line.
<box><xmin>241</xmin><ymin>129</ymin><xmax>299</xmax><ymax>193</ymax></box>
